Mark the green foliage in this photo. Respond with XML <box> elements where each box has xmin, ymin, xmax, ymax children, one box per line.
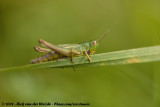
<box><xmin>1</xmin><ymin>45</ymin><xmax>160</xmax><ymax>72</ymax></box>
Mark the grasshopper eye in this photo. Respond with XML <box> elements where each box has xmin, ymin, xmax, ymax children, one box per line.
<box><xmin>92</xmin><ymin>41</ymin><xmax>97</xmax><ymax>46</ymax></box>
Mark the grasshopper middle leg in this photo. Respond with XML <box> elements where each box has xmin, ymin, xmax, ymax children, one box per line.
<box><xmin>70</xmin><ymin>48</ymin><xmax>74</xmax><ymax>63</ymax></box>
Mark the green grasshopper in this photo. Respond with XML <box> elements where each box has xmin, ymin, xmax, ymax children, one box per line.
<box><xmin>30</xmin><ymin>29</ymin><xmax>110</xmax><ymax>65</ymax></box>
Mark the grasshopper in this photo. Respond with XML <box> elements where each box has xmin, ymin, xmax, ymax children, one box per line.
<box><xmin>30</xmin><ymin>29</ymin><xmax>110</xmax><ymax>64</ymax></box>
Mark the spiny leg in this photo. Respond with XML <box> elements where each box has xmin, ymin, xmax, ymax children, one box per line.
<box><xmin>84</xmin><ymin>51</ymin><xmax>91</xmax><ymax>63</ymax></box>
<box><xmin>34</xmin><ymin>46</ymin><xmax>51</xmax><ymax>53</ymax></box>
<box><xmin>38</xmin><ymin>39</ymin><xmax>70</xmax><ymax>56</ymax></box>
<box><xmin>38</xmin><ymin>39</ymin><xmax>81</xmax><ymax>56</ymax></box>
<box><xmin>38</xmin><ymin>39</ymin><xmax>52</xmax><ymax>48</ymax></box>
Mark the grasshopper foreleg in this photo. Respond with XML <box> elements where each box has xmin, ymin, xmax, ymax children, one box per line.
<box><xmin>84</xmin><ymin>51</ymin><xmax>91</xmax><ymax>63</ymax></box>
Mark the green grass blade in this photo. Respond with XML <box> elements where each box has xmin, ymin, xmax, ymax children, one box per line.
<box><xmin>0</xmin><ymin>45</ymin><xmax>160</xmax><ymax>72</ymax></box>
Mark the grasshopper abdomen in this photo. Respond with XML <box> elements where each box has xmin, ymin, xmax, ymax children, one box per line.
<box><xmin>30</xmin><ymin>51</ymin><xmax>65</xmax><ymax>64</ymax></box>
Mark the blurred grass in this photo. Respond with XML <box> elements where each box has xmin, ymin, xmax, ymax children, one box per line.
<box><xmin>0</xmin><ymin>0</ymin><xmax>160</xmax><ymax>107</ymax></box>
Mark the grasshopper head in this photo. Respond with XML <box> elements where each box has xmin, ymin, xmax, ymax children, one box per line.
<box><xmin>89</xmin><ymin>29</ymin><xmax>110</xmax><ymax>54</ymax></box>
<box><xmin>89</xmin><ymin>40</ymin><xmax>99</xmax><ymax>54</ymax></box>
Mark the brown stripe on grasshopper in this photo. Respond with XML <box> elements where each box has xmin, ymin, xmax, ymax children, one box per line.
<box><xmin>30</xmin><ymin>51</ymin><xmax>65</xmax><ymax>64</ymax></box>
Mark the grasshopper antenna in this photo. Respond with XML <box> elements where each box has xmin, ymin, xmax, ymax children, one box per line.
<box><xmin>97</xmin><ymin>29</ymin><xmax>110</xmax><ymax>43</ymax></box>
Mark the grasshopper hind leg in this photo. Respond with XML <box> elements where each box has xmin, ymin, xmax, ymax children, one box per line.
<box><xmin>38</xmin><ymin>39</ymin><xmax>81</xmax><ymax>57</ymax></box>
<box><xmin>34</xmin><ymin>46</ymin><xmax>51</xmax><ymax>53</ymax></box>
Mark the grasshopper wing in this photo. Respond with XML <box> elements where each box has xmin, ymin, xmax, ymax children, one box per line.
<box><xmin>39</xmin><ymin>39</ymin><xmax>81</xmax><ymax>57</ymax></box>
<box><xmin>57</xmin><ymin>44</ymin><xmax>80</xmax><ymax>49</ymax></box>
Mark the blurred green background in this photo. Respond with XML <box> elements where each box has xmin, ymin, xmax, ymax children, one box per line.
<box><xmin>0</xmin><ymin>0</ymin><xmax>160</xmax><ymax>107</ymax></box>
